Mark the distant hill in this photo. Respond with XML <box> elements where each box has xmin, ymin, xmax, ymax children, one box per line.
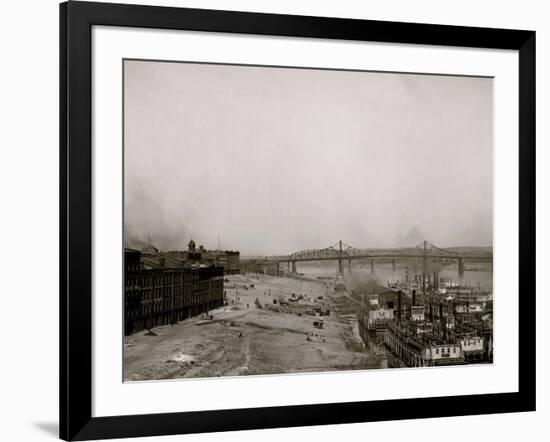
<box><xmin>445</xmin><ymin>246</ymin><xmax>493</xmax><ymax>253</ymax></box>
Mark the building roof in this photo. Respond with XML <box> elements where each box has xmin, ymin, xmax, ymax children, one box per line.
<box><xmin>141</xmin><ymin>254</ymin><xmax>184</xmax><ymax>270</ymax></box>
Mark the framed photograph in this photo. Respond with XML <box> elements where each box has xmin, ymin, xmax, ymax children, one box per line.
<box><xmin>60</xmin><ymin>1</ymin><xmax>536</xmax><ymax>440</ymax></box>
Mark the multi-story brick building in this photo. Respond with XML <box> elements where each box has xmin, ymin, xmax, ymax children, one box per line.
<box><xmin>124</xmin><ymin>248</ymin><xmax>224</xmax><ymax>335</ymax></box>
<box><xmin>163</xmin><ymin>239</ymin><xmax>241</xmax><ymax>274</ymax></box>
<box><xmin>214</xmin><ymin>250</ymin><xmax>240</xmax><ymax>274</ymax></box>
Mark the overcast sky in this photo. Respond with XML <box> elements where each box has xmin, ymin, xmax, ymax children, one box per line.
<box><xmin>124</xmin><ymin>60</ymin><xmax>493</xmax><ymax>255</ymax></box>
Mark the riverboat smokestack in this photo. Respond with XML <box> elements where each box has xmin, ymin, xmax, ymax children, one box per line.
<box><xmin>397</xmin><ymin>290</ymin><xmax>402</xmax><ymax>323</ymax></box>
<box><xmin>412</xmin><ymin>289</ymin><xmax>416</xmax><ymax>307</ymax></box>
<box><xmin>439</xmin><ymin>303</ymin><xmax>446</xmax><ymax>339</ymax></box>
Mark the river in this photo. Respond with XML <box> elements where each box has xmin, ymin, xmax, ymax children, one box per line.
<box><xmin>295</xmin><ymin>260</ymin><xmax>493</xmax><ymax>292</ymax></box>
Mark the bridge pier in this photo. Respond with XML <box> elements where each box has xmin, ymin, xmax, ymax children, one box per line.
<box><xmin>458</xmin><ymin>258</ymin><xmax>464</xmax><ymax>277</ymax></box>
<box><xmin>392</xmin><ymin>259</ymin><xmax>396</xmax><ymax>272</ymax></box>
<box><xmin>348</xmin><ymin>259</ymin><xmax>352</xmax><ymax>275</ymax></box>
<box><xmin>291</xmin><ymin>260</ymin><xmax>297</xmax><ymax>273</ymax></box>
<box><xmin>276</xmin><ymin>262</ymin><xmax>280</xmax><ymax>277</ymax></box>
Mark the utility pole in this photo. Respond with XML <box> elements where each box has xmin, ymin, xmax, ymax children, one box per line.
<box><xmin>145</xmin><ymin>278</ymin><xmax>157</xmax><ymax>336</ymax></box>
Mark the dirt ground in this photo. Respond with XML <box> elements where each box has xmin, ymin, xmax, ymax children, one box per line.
<box><xmin>124</xmin><ymin>274</ymin><xmax>383</xmax><ymax>381</ymax></box>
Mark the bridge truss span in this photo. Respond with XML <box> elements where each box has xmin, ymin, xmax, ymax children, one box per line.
<box><xmin>259</xmin><ymin>241</ymin><xmax>490</xmax><ymax>262</ymax></box>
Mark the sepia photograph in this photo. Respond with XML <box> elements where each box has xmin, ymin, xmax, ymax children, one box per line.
<box><xmin>123</xmin><ymin>59</ymin><xmax>494</xmax><ymax>382</ymax></box>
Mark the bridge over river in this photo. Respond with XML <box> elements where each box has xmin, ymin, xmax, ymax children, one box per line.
<box><xmin>242</xmin><ymin>240</ymin><xmax>492</xmax><ymax>279</ymax></box>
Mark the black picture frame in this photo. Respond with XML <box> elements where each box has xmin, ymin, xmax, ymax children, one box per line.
<box><xmin>60</xmin><ymin>1</ymin><xmax>536</xmax><ymax>440</ymax></box>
